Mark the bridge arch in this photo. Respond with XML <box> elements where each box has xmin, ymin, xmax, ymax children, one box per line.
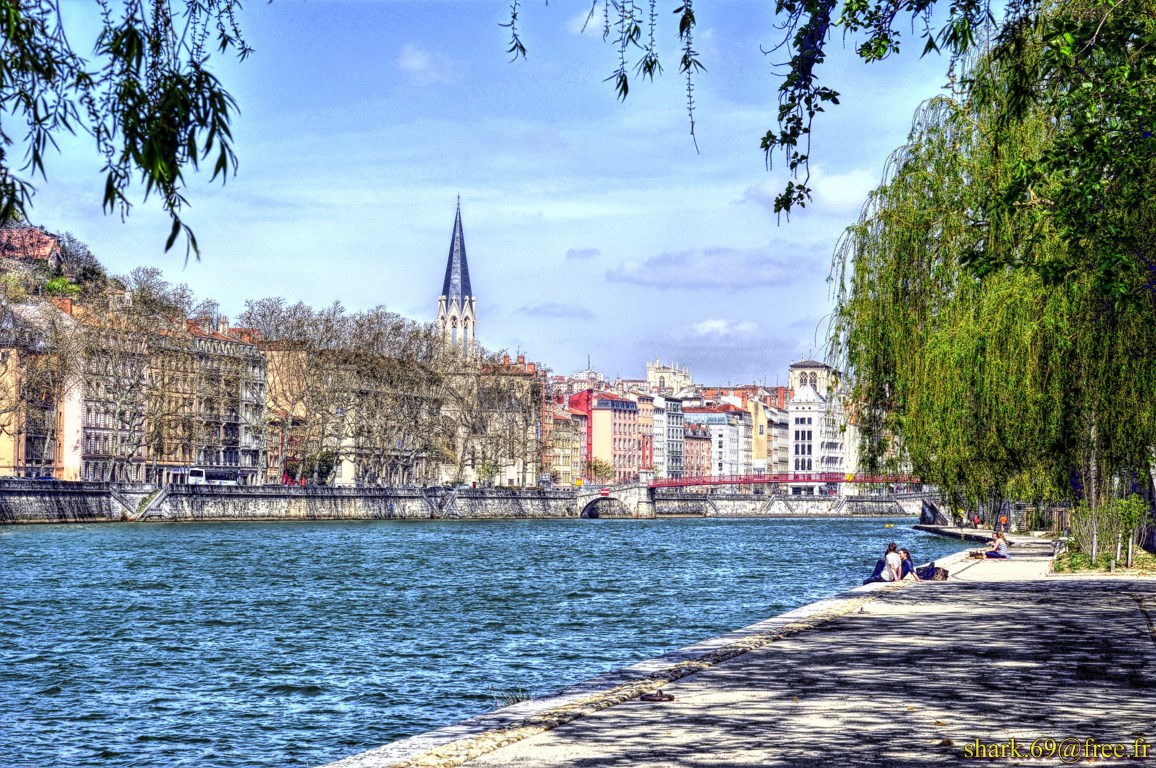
<box><xmin>574</xmin><ymin>483</ymin><xmax>653</xmax><ymax>518</ymax></box>
<box><xmin>579</xmin><ymin>496</ymin><xmax>630</xmax><ymax>518</ymax></box>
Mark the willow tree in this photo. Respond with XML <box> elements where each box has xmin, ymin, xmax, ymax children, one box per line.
<box><xmin>830</xmin><ymin>2</ymin><xmax>1156</xmax><ymax>523</ymax></box>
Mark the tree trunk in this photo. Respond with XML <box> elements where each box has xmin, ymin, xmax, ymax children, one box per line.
<box><xmin>1089</xmin><ymin>411</ymin><xmax>1099</xmax><ymax>561</ymax></box>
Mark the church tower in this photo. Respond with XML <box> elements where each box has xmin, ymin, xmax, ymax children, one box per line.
<box><xmin>437</xmin><ymin>198</ymin><xmax>477</xmax><ymax>353</ymax></box>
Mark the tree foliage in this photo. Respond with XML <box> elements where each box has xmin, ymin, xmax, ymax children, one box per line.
<box><xmin>237</xmin><ymin>297</ymin><xmax>542</xmax><ymax>487</ymax></box>
<box><xmin>830</xmin><ymin>3</ymin><xmax>1156</xmax><ymax>514</ymax></box>
<box><xmin>55</xmin><ymin>232</ymin><xmax>106</xmax><ymax>287</ymax></box>
<box><xmin>584</xmin><ymin>457</ymin><xmax>615</xmax><ymax>484</ymax></box>
<box><xmin>509</xmin><ymin>1</ymin><xmax>704</xmax><ymax>145</ymax></box>
<box><xmin>1</xmin><ymin>0</ymin><xmax>249</xmax><ymax>254</ymax></box>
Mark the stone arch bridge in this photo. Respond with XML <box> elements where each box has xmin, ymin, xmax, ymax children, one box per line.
<box><xmin>573</xmin><ymin>483</ymin><xmax>947</xmax><ymax>522</ymax></box>
<box><xmin>574</xmin><ymin>483</ymin><xmax>655</xmax><ymax>518</ymax></box>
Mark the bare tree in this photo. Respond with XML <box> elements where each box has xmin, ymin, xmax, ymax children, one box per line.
<box><xmin>12</xmin><ymin>304</ymin><xmax>84</xmax><ymax>478</ymax></box>
<box><xmin>240</xmin><ymin>298</ymin><xmax>357</xmax><ymax>485</ymax></box>
<box><xmin>79</xmin><ymin>268</ymin><xmax>193</xmax><ymax>482</ymax></box>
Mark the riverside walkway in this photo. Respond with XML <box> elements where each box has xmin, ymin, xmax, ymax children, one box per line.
<box><xmin>326</xmin><ymin>533</ymin><xmax>1156</xmax><ymax>768</ymax></box>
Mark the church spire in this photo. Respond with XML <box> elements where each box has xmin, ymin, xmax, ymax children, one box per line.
<box><xmin>437</xmin><ymin>197</ymin><xmax>477</xmax><ymax>353</ymax></box>
<box><xmin>441</xmin><ymin>196</ymin><xmax>472</xmax><ymax>305</ymax></box>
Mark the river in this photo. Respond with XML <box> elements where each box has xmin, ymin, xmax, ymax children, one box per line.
<box><xmin>1</xmin><ymin>517</ymin><xmax>966</xmax><ymax>767</ymax></box>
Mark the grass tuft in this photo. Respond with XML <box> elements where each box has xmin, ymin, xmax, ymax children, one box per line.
<box><xmin>489</xmin><ymin>687</ymin><xmax>533</xmax><ymax>710</ymax></box>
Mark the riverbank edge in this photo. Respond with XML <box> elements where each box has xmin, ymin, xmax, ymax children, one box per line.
<box><xmin>2</xmin><ymin>481</ymin><xmax>934</xmax><ymax>524</ymax></box>
<box><xmin>320</xmin><ymin>540</ymin><xmax>976</xmax><ymax>768</ymax></box>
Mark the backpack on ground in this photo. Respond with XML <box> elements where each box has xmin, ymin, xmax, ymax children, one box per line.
<box><xmin>916</xmin><ymin>563</ymin><xmax>950</xmax><ymax>581</ymax></box>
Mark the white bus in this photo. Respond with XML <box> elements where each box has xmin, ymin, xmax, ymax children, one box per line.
<box><xmin>187</xmin><ymin>468</ymin><xmax>240</xmax><ymax>486</ymax></box>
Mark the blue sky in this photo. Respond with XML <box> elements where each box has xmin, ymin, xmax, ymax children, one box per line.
<box><xmin>35</xmin><ymin>1</ymin><xmax>949</xmax><ymax>385</ymax></box>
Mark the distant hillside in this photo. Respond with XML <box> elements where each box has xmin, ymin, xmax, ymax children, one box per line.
<box><xmin>0</xmin><ymin>225</ymin><xmax>109</xmax><ymax>302</ymax></box>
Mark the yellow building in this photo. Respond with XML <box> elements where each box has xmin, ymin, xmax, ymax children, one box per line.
<box><xmin>627</xmin><ymin>391</ymin><xmax>655</xmax><ymax>481</ymax></box>
<box><xmin>0</xmin><ymin>302</ymin><xmax>83</xmax><ymax>480</ymax></box>
<box><xmin>545</xmin><ymin>406</ymin><xmax>583</xmax><ymax>487</ymax></box>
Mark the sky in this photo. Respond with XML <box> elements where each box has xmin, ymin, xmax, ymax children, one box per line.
<box><xmin>31</xmin><ymin>1</ymin><xmax>951</xmax><ymax>386</ymax></box>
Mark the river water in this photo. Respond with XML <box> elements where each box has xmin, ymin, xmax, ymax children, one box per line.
<box><xmin>1</xmin><ymin>517</ymin><xmax>965</xmax><ymax>767</ymax></box>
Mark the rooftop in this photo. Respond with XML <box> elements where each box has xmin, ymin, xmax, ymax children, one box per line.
<box><xmin>0</xmin><ymin>227</ymin><xmax>59</xmax><ymax>261</ymax></box>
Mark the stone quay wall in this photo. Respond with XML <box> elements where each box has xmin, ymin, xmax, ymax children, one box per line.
<box><xmin>145</xmin><ymin>486</ymin><xmax>434</xmax><ymax>522</ymax></box>
<box><xmin>653</xmin><ymin>494</ymin><xmax>770</xmax><ymax>517</ymax></box>
<box><xmin>653</xmin><ymin>493</ymin><xmax>915</xmax><ymax>518</ymax></box>
<box><xmin>433</xmin><ymin>488</ymin><xmax>578</xmax><ymax>520</ymax></box>
<box><xmin>142</xmin><ymin>486</ymin><xmax>580</xmax><ymax>522</ymax></box>
<box><xmin>0</xmin><ymin>480</ymin><xmax>134</xmax><ymax>524</ymax></box>
<box><xmin>2</xmin><ymin>483</ymin><xmax>937</xmax><ymax>524</ymax></box>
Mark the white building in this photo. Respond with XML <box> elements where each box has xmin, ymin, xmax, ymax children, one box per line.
<box><xmin>683</xmin><ymin>404</ymin><xmax>752</xmax><ymax>477</ymax></box>
<box><xmin>786</xmin><ymin>360</ymin><xmax>858</xmax><ymax>496</ymax></box>
<box><xmin>767</xmin><ymin>402</ymin><xmax>790</xmax><ymax>475</ymax></box>
<box><xmin>646</xmin><ymin>359</ymin><xmax>693</xmax><ymax>396</ymax></box>
<box><xmin>652</xmin><ymin>396</ymin><xmax>685</xmax><ymax>478</ymax></box>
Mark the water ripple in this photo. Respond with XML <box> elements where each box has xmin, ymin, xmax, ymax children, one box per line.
<box><xmin>1</xmin><ymin>517</ymin><xmax>965</xmax><ymax>768</ymax></box>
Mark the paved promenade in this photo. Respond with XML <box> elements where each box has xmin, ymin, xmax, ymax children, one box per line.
<box><xmin>326</xmin><ymin>533</ymin><xmax>1156</xmax><ymax>768</ymax></box>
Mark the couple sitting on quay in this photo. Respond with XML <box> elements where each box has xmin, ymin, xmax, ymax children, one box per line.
<box><xmin>863</xmin><ymin>542</ymin><xmax>945</xmax><ymax>584</ymax></box>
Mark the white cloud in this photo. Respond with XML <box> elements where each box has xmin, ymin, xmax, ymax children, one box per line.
<box><xmin>693</xmin><ymin>319</ymin><xmax>757</xmax><ymax>337</ymax></box>
<box><xmin>810</xmin><ymin>166</ymin><xmax>880</xmax><ymax>213</ymax></box>
<box><xmin>397</xmin><ymin>43</ymin><xmax>456</xmax><ymax>85</ymax></box>
<box><xmin>739</xmin><ymin>167</ymin><xmax>881</xmax><ymax>217</ymax></box>
<box><xmin>642</xmin><ymin>318</ymin><xmax>781</xmax><ymax>384</ymax></box>
<box><xmin>606</xmin><ymin>247</ymin><xmax>812</xmax><ymax>289</ymax></box>
<box><xmin>566</xmin><ymin>9</ymin><xmax>602</xmax><ymax>35</ymax></box>
<box><xmin>517</xmin><ymin>302</ymin><xmax>594</xmax><ymax>320</ymax></box>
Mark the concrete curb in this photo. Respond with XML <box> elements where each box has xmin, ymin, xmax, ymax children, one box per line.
<box><xmin>320</xmin><ymin>580</ymin><xmax>930</xmax><ymax>768</ymax></box>
<box><xmin>321</xmin><ymin>530</ymin><xmax>981</xmax><ymax>768</ymax></box>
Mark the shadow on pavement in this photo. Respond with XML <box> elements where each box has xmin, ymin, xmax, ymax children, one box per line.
<box><xmin>467</xmin><ymin>578</ymin><xmax>1156</xmax><ymax>767</ymax></box>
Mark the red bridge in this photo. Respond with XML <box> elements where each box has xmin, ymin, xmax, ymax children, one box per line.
<box><xmin>648</xmin><ymin>473</ymin><xmax>920</xmax><ymax>489</ymax></box>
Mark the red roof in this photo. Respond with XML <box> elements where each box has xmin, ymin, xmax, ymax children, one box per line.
<box><xmin>186</xmin><ymin>319</ymin><xmax>253</xmax><ymax>345</ymax></box>
<box><xmin>684</xmin><ymin>403</ymin><xmax>745</xmax><ymax>414</ymax></box>
<box><xmin>0</xmin><ymin>228</ymin><xmax>59</xmax><ymax>260</ymax></box>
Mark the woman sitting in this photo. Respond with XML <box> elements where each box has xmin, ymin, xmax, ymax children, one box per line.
<box><xmin>899</xmin><ymin>548</ymin><xmax>923</xmax><ymax>580</ymax></box>
<box><xmin>972</xmin><ymin>531</ymin><xmax>1010</xmax><ymax>558</ymax></box>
